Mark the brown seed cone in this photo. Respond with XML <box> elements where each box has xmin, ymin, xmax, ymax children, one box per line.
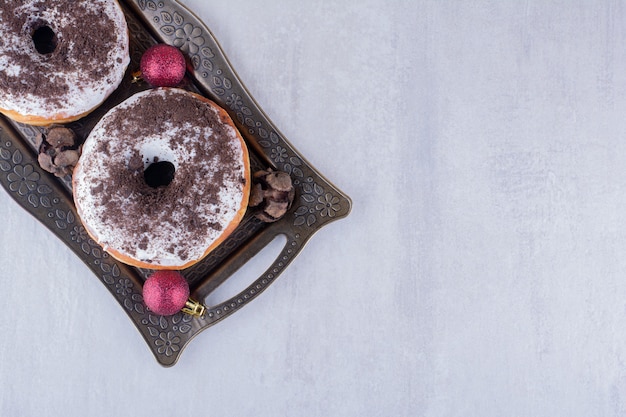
<box><xmin>249</xmin><ymin>168</ymin><xmax>295</xmax><ymax>222</ymax></box>
<box><xmin>36</xmin><ymin>126</ymin><xmax>81</xmax><ymax>178</ymax></box>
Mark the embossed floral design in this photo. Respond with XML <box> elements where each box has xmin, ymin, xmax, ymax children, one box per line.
<box><xmin>271</xmin><ymin>146</ymin><xmax>288</xmax><ymax>164</ymax></box>
<box><xmin>225</xmin><ymin>93</ymin><xmax>243</xmax><ymax>111</ymax></box>
<box><xmin>171</xmin><ymin>318</ymin><xmax>193</xmax><ymax>334</ymax></box>
<box><xmin>116</xmin><ymin>278</ymin><xmax>133</xmax><ymax>297</ymax></box>
<box><xmin>155</xmin><ymin>331</ymin><xmax>181</xmax><ymax>356</ymax></box>
<box><xmin>70</xmin><ymin>226</ymin><xmax>88</xmax><ymax>243</ymax></box>
<box><xmin>7</xmin><ymin>164</ymin><xmax>38</xmax><ymax>196</ymax></box>
<box><xmin>173</xmin><ymin>23</ymin><xmax>204</xmax><ymax>54</ymax></box>
<box><xmin>316</xmin><ymin>193</ymin><xmax>341</xmax><ymax>218</ymax></box>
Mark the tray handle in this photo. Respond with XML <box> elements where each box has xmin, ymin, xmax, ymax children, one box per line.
<box><xmin>192</xmin><ymin>224</ymin><xmax>307</xmax><ymax>325</ymax></box>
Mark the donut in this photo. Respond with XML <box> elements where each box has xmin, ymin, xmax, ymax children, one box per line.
<box><xmin>0</xmin><ymin>0</ymin><xmax>130</xmax><ymax>126</ymax></box>
<box><xmin>72</xmin><ymin>88</ymin><xmax>251</xmax><ymax>270</ymax></box>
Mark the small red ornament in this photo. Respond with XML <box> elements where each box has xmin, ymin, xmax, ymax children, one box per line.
<box><xmin>143</xmin><ymin>271</ymin><xmax>190</xmax><ymax>316</ymax></box>
<box><xmin>140</xmin><ymin>44</ymin><xmax>186</xmax><ymax>87</ymax></box>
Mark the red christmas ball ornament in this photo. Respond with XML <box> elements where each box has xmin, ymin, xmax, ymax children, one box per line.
<box><xmin>140</xmin><ymin>44</ymin><xmax>186</xmax><ymax>87</ymax></box>
<box><xmin>143</xmin><ymin>271</ymin><xmax>190</xmax><ymax>316</ymax></box>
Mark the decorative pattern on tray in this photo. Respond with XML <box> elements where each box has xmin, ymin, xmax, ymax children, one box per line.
<box><xmin>0</xmin><ymin>0</ymin><xmax>351</xmax><ymax>367</ymax></box>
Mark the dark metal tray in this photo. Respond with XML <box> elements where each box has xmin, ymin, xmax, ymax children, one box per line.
<box><xmin>0</xmin><ymin>0</ymin><xmax>351</xmax><ymax>366</ymax></box>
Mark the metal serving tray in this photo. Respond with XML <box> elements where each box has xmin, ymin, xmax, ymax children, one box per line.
<box><xmin>0</xmin><ymin>0</ymin><xmax>351</xmax><ymax>366</ymax></box>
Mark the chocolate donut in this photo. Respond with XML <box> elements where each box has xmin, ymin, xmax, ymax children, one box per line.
<box><xmin>72</xmin><ymin>88</ymin><xmax>251</xmax><ymax>270</ymax></box>
<box><xmin>0</xmin><ymin>0</ymin><xmax>130</xmax><ymax>125</ymax></box>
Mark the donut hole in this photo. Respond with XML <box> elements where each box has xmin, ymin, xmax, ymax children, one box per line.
<box><xmin>32</xmin><ymin>25</ymin><xmax>58</xmax><ymax>55</ymax></box>
<box><xmin>144</xmin><ymin>161</ymin><xmax>175</xmax><ymax>188</ymax></box>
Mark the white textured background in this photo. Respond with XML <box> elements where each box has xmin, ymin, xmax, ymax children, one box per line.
<box><xmin>3</xmin><ymin>0</ymin><xmax>626</xmax><ymax>416</ymax></box>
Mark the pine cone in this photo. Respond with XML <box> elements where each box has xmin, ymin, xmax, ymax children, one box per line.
<box><xmin>36</xmin><ymin>127</ymin><xmax>81</xmax><ymax>178</ymax></box>
<box><xmin>249</xmin><ymin>168</ymin><xmax>295</xmax><ymax>222</ymax></box>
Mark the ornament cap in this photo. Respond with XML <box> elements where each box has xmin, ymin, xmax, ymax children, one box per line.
<box><xmin>131</xmin><ymin>70</ymin><xmax>143</xmax><ymax>84</ymax></box>
<box><xmin>182</xmin><ymin>298</ymin><xmax>205</xmax><ymax>317</ymax></box>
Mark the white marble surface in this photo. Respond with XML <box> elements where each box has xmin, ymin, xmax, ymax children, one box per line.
<box><xmin>3</xmin><ymin>0</ymin><xmax>626</xmax><ymax>415</ymax></box>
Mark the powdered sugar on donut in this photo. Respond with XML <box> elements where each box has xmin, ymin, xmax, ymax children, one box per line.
<box><xmin>73</xmin><ymin>88</ymin><xmax>250</xmax><ymax>268</ymax></box>
<box><xmin>0</xmin><ymin>0</ymin><xmax>129</xmax><ymax>121</ymax></box>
